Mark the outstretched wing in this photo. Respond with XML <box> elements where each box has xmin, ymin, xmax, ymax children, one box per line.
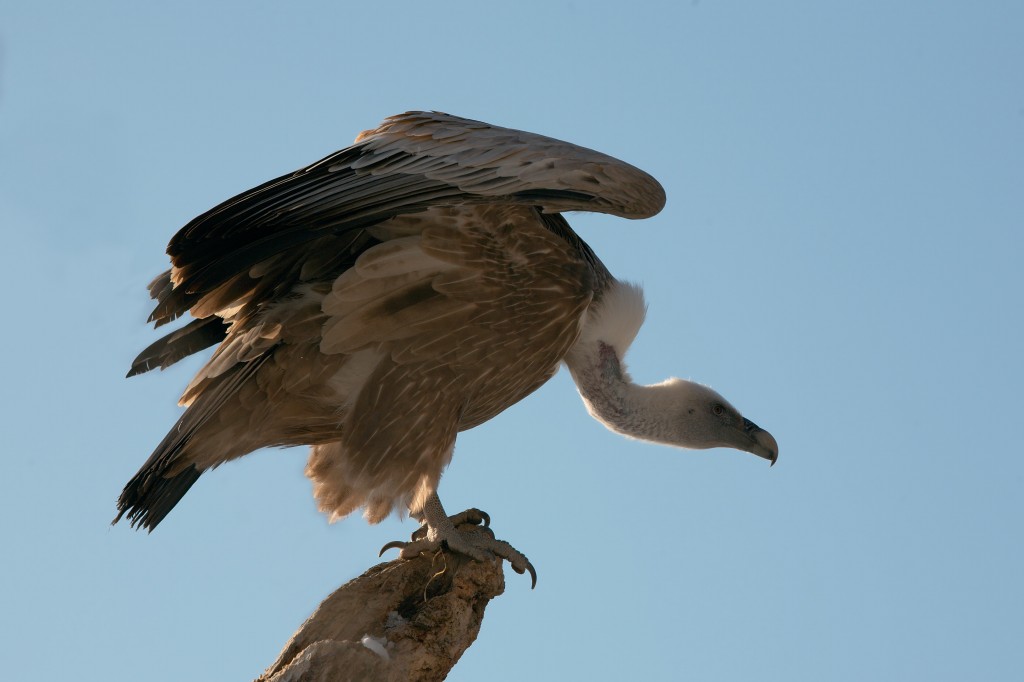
<box><xmin>151</xmin><ymin>111</ymin><xmax>666</xmax><ymax>328</ymax></box>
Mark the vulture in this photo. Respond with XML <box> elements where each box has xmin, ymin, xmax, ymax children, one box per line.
<box><xmin>116</xmin><ymin>111</ymin><xmax>778</xmax><ymax>586</ymax></box>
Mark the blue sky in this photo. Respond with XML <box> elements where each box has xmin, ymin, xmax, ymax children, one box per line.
<box><xmin>1</xmin><ymin>2</ymin><xmax>1022</xmax><ymax>680</ymax></box>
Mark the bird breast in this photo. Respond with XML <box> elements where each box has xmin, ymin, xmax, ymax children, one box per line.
<box><xmin>323</xmin><ymin>204</ymin><xmax>596</xmax><ymax>431</ymax></box>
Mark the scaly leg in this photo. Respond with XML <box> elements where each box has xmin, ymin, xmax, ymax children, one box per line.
<box><xmin>406</xmin><ymin>506</ymin><xmax>490</xmax><ymax>541</ymax></box>
<box><xmin>380</xmin><ymin>492</ymin><xmax>536</xmax><ymax>588</ymax></box>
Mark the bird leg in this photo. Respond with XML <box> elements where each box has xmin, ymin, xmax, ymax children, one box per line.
<box><xmin>380</xmin><ymin>492</ymin><xmax>536</xmax><ymax>588</ymax></box>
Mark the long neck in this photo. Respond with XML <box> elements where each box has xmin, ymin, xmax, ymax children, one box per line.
<box><xmin>565</xmin><ymin>337</ymin><xmax>682</xmax><ymax>447</ymax></box>
<box><xmin>565</xmin><ymin>280</ymin><xmax>682</xmax><ymax>445</ymax></box>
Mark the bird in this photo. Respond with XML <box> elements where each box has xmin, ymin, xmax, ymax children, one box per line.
<box><xmin>115</xmin><ymin>111</ymin><xmax>778</xmax><ymax>586</ymax></box>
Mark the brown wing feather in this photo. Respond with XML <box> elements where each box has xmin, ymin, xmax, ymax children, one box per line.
<box><xmin>154</xmin><ymin>111</ymin><xmax>662</xmax><ymax>326</ymax></box>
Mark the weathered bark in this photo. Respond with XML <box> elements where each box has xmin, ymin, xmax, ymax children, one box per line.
<box><xmin>257</xmin><ymin>526</ymin><xmax>506</xmax><ymax>682</ymax></box>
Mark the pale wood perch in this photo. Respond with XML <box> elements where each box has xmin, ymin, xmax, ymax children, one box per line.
<box><xmin>257</xmin><ymin>526</ymin><xmax>506</xmax><ymax>682</ymax></box>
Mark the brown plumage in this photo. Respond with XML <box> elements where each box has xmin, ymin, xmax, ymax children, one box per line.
<box><xmin>117</xmin><ymin>112</ymin><xmax>781</xmax><ymax>589</ymax></box>
<box><xmin>116</xmin><ymin>111</ymin><xmax>666</xmax><ymax>532</ymax></box>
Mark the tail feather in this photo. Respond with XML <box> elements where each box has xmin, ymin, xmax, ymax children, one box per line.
<box><xmin>115</xmin><ymin>353</ymin><xmax>272</xmax><ymax>530</ymax></box>
<box><xmin>114</xmin><ymin>461</ymin><xmax>202</xmax><ymax>531</ymax></box>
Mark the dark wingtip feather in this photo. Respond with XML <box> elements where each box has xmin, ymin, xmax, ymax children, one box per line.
<box><xmin>117</xmin><ymin>357</ymin><xmax>268</xmax><ymax>530</ymax></box>
<box><xmin>147</xmin><ymin>269</ymin><xmax>174</xmax><ymax>301</ymax></box>
<box><xmin>143</xmin><ymin>269</ymin><xmax>197</xmax><ymax>329</ymax></box>
<box><xmin>113</xmin><ymin>464</ymin><xmax>202</xmax><ymax>531</ymax></box>
<box><xmin>127</xmin><ymin>317</ymin><xmax>229</xmax><ymax>377</ymax></box>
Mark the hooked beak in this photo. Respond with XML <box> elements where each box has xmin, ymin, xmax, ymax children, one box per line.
<box><xmin>740</xmin><ymin>418</ymin><xmax>779</xmax><ymax>466</ymax></box>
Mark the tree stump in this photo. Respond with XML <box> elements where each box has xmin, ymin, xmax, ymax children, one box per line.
<box><xmin>257</xmin><ymin>526</ymin><xmax>506</xmax><ymax>682</ymax></box>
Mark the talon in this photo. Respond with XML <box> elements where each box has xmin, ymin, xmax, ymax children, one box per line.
<box><xmin>447</xmin><ymin>508</ymin><xmax>489</xmax><ymax>528</ymax></box>
<box><xmin>384</xmin><ymin>498</ymin><xmax>536</xmax><ymax>588</ymax></box>
<box><xmin>379</xmin><ymin>540</ymin><xmax>407</xmax><ymax>557</ymax></box>
<box><xmin>506</xmin><ymin>558</ymin><xmax>538</xmax><ymax>589</ymax></box>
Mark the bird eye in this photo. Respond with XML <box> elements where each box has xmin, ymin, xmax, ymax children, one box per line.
<box><xmin>712</xmin><ymin>404</ymin><xmax>725</xmax><ymax>416</ymax></box>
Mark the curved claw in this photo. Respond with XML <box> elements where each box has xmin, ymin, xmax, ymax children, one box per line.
<box><xmin>514</xmin><ymin>560</ymin><xmax>537</xmax><ymax>589</ymax></box>
<box><xmin>379</xmin><ymin>540</ymin><xmax>408</xmax><ymax>557</ymax></box>
<box><xmin>450</xmin><ymin>508</ymin><xmax>490</xmax><ymax>528</ymax></box>
<box><xmin>482</xmin><ymin>537</ymin><xmax>536</xmax><ymax>589</ymax></box>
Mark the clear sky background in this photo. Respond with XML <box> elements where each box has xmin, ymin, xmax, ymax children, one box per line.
<box><xmin>1</xmin><ymin>2</ymin><xmax>1022</xmax><ymax>680</ymax></box>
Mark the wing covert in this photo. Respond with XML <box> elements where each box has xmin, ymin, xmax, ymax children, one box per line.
<box><xmin>165</xmin><ymin>111</ymin><xmax>664</xmax><ymax>313</ymax></box>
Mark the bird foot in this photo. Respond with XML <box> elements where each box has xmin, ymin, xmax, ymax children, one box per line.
<box><xmin>380</xmin><ymin>508</ymin><xmax>536</xmax><ymax>588</ymax></box>
<box><xmin>407</xmin><ymin>507</ymin><xmax>490</xmax><ymax>542</ymax></box>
